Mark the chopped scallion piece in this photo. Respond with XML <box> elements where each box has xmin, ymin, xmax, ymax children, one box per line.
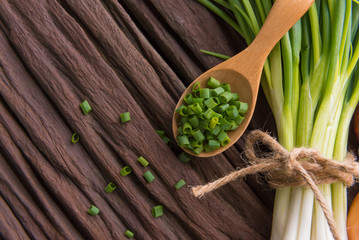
<box><xmin>105</xmin><ymin>182</ymin><xmax>117</xmax><ymax>193</ymax></box>
<box><xmin>177</xmin><ymin>135</ymin><xmax>190</xmax><ymax>147</ymax></box>
<box><xmin>156</xmin><ymin>130</ymin><xmax>165</xmax><ymax>138</ymax></box>
<box><xmin>143</xmin><ymin>171</ymin><xmax>155</xmax><ymax>183</ymax></box>
<box><xmin>212</xmin><ymin>87</ymin><xmax>225</xmax><ymax>96</ymax></box>
<box><xmin>120</xmin><ymin>166</ymin><xmax>132</xmax><ymax>176</ymax></box>
<box><xmin>184</xmin><ymin>93</ymin><xmax>194</xmax><ymax>104</ymax></box>
<box><xmin>87</xmin><ymin>205</ymin><xmax>100</xmax><ymax>216</ymax></box>
<box><xmin>207</xmin><ymin>77</ymin><xmax>221</xmax><ymax>88</ymax></box>
<box><xmin>137</xmin><ymin>156</ymin><xmax>149</xmax><ymax>167</ymax></box>
<box><xmin>120</xmin><ymin>112</ymin><xmax>131</xmax><ymax>123</ymax></box>
<box><xmin>178</xmin><ymin>152</ymin><xmax>191</xmax><ymax>163</ymax></box>
<box><xmin>175</xmin><ymin>179</ymin><xmax>186</xmax><ymax>190</ymax></box>
<box><xmin>199</xmin><ymin>88</ymin><xmax>211</xmax><ymax>99</ymax></box>
<box><xmin>152</xmin><ymin>205</ymin><xmax>163</xmax><ymax>218</ymax></box>
<box><xmin>238</xmin><ymin>102</ymin><xmax>248</xmax><ymax>114</ymax></box>
<box><xmin>219</xmin><ymin>92</ymin><xmax>233</xmax><ymax>103</ymax></box>
<box><xmin>71</xmin><ymin>133</ymin><xmax>79</xmax><ymax>143</ymax></box>
<box><xmin>162</xmin><ymin>136</ymin><xmax>173</xmax><ymax>148</ymax></box>
<box><xmin>124</xmin><ymin>229</ymin><xmax>134</xmax><ymax>238</ymax></box>
<box><xmin>80</xmin><ymin>100</ymin><xmax>92</xmax><ymax>115</ymax></box>
<box><xmin>192</xmin><ymin>82</ymin><xmax>201</xmax><ymax>92</ymax></box>
<box><xmin>193</xmin><ymin>146</ymin><xmax>204</xmax><ymax>155</ymax></box>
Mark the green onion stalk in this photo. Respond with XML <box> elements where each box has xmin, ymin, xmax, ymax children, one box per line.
<box><xmin>197</xmin><ymin>0</ymin><xmax>359</xmax><ymax>239</ymax></box>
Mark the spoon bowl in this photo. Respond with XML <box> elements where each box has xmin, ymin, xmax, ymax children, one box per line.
<box><xmin>173</xmin><ymin>0</ymin><xmax>315</xmax><ymax>157</ymax></box>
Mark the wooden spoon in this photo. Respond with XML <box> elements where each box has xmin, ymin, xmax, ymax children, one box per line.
<box><xmin>172</xmin><ymin>0</ymin><xmax>315</xmax><ymax>157</ymax></box>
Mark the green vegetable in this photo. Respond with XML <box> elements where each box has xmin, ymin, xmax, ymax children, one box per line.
<box><xmin>80</xmin><ymin>100</ymin><xmax>92</xmax><ymax>115</ymax></box>
<box><xmin>175</xmin><ymin>179</ymin><xmax>186</xmax><ymax>190</ymax></box>
<box><xmin>143</xmin><ymin>171</ymin><xmax>155</xmax><ymax>183</ymax></box>
<box><xmin>124</xmin><ymin>230</ymin><xmax>134</xmax><ymax>238</ymax></box>
<box><xmin>151</xmin><ymin>205</ymin><xmax>163</xmax><ymax>218</ymax></box>
<box><xmin>87</xmin><ymin>205</ymin><xmax>100</xmax><ymax>216</ymax></box>
<box><xmin>176</xmin><ymin>77</ymin><xmax>247</xmax><ymax>154</ymax></box>
<box><xmin>104</xmin><ymin>182</ymin><xmax>116</xmax><ymax>193</ymax></box>
<box><xmin>71</xmin><ymin>133</ymin><xmax>79</xmax><ymax>143</ymax></box>
<box><xmin>137</xmin><ymin>156</ymin><xmax>149</xmax><ymax>167</ymax></box>
<box><xmin>178</xmin><ymin>152</ymin><xmax>191</xmax><ymax>162</ymax></box>
<box><xmin>199</xmin><ymin>0</ymin><xmax>359</xmax><ymax>239</ymax></box>
<box><xmin>120</xmin><ymin>166</ymin><xmax>132</xmax><ymax>176</ymax></box>
<box><xmin>120</xmin><ymin>112</ymin><xmax>131</xmax><ymax>123</ymax></box>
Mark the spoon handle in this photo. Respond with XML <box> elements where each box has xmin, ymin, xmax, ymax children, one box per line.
<box><xmin>250</xmin><ymin>0</ymin><xmax>315</xmax><ymax>60</ymax></box>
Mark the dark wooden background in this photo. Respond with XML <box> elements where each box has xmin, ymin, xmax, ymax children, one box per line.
<box><xmin>0</xmin><ymin>0</ymin><xmax>357</xmax><ymax>239</ymax></box>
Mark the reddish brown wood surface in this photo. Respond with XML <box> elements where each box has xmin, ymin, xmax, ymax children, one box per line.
<box><xmin>0</xmin><ymin>0</ymin><xmax>357</xmax><ymax>239</ymax></box>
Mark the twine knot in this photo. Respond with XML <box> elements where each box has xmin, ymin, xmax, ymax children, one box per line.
<box><xmin>191</xmin><ymin>130</ymin><xmax>359</xmax><ymax>240</ymax></box>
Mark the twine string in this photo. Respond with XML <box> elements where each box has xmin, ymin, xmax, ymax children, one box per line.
<box><xmin>191</xmin><ymin>130</ymin><xmax>359</xmax><ymax>240</ymax></box>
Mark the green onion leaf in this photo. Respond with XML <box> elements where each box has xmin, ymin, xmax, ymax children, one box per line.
<box><xmin>143</xmin><ymin>171</ymin><xmax>155</xmax><ymax>183</ymax></box>
<box><xmin>152</xmin><ymin>205</ymin><xmax>163</xmax><ymax>218</ymax></box>
<box><xmin>80</xmin><ymin>100</ymin><xmax>92</xmax><ymax>115</ymax></box>
<box><xmin>120</xmin><ymin>112</ymin><xmax>131</xmax><ymax>123</ymax></box>
<box><xmin>87</xmin><ymin>205</ymin><xmax>100</xmax><ymax>216</ymax></box>
<box><xmin>105</xmin><ymin>182</ymin><xmax>117</xmax><ymax>193</ymax></box>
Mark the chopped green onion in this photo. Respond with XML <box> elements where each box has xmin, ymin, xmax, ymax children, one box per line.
<box><xmin>217</xmin><ymin>131</ymin><xmax>230</xmax><ymax>146</ymax></box>
<box><xmin>231</xmin><ymin>93</ymin><xmax>239</xmax><ymax>101</ymax></box>
<box><xmin>120</xmin><ymin>112</ymin><xmax>131</xmax><ymax>123</ymax></box>
<box><xmin>120</xmin><ymin>166</ymin><xmax>132</xmax><ymax>176</ymax></box>
<box><xmin>220</xmin><ymin>118</ymin><xmax>233</xmax><ymax>130</ymax></box>
<box><xmin>219</xmin><ymin>92</ymin><xmax>233</xmax><ymax>103</ymax></box>
<box><xmin>221</xmin><ymin>83</ymin><xmax>231</xmax><ymax>92</ymax></box>
<box><xmin>184</xmin><ymin>93</ymin><xmax>194</xmax><ymax>104</ymax></box>
<box><xmin>176</xmin><ymin>105</ymin><xmax>188</xmax><ymax>116</ymax></box>
<box><xmin>234</xmin><ymin>115</ymin><xmax>244</xmax><ymax>125</ymax></box>
<box><xmin>216</xmin><ymin>103</ymin><xmax>230</xmax><ymax>113</ymax></box>
<box><xmin>182</xmin><ymin>122</ymin><xmax>192</xmax><ymax>134</ymax></box>
<box><xmin>191</xmin><ymin>129</ymin><xmax>205</xmax><ymax>142</ymax></box>
<box><xmin>193</xmin><ymin>146</ymin><xmax>204</xmax><ymax>155</ymax></box>
<box><xmin>137</xmin><ymin>156</ymin><xmax>149</xmax><ymax>167</ymax></box>
<box><xmin>162</xmin><ymin>136</ymin><xmax>173</xmax><ymax>147</ymax></box>
<box><xmin>204</xmin><ymin>97</ymin><xmax>219</xmax><ymax>109</ymax></box>
<box><xmin>189</xmin><ymin>115</ymin><xmax>200</xmax><ymax>128</ymax></box>
<box><xmin>143</xmin><ymin>171</ymin><xmax>155</xmax><ymax>183</ymax></box>
<box><xmin>124</xmin><ymin>229</ymin><xmax>134</xmax><ymax>238</ymax></box>
<box><xmin>151</xmin><ymin>205</ymin><xmax>163</xmax><ymax>218</ymax></box>
<box><xmin>203</xmin><ymin>108</ymin><xmax>216</xmax><ymax>119</ymax></box>
<box><xmin>191</xmin><ymin>102</ymin><xmax>203</xmax><ymax>114</ymax></box>
<box><xmin>207</xmin><ymin>77</ymin><xmax>221</xmax><ymax>88</ymax></box>
<box><xmin>226</xmin><ymin>106</ymin><xmax>239</xmax><ymax>119</ymax></box>
<box><xmin>178</xmin><ymin>152</ymin><xmax>191</xmax><ymax>163</ymax></box>
<box><xmin>199</xmin><ymin>88</ymin><xmax>211</xmax><ymax>98</ymax></box>
<box><xmin>177</xmin><ymin>135</ymin><xmax>190</xmax><ymax>147</ymax></box>
<box><xmin>238</xmin><ymin>102</ymin><xmax>248</xmax><ymax>114</ymax></box>
<box><xmin>87</xmin><ymin>205</ymin><xmax>100</xmax><ymax>216</ymax></box>
<box><xmin>175</xmin><ymin>179</ymin><xmax>186</xmax><ymax>190</ymax></box>
<box><xmin>210</xmin><ymin>125</ymin><xmax>222</xmax><ymax>136</ymax></box>
<box><xmin>105</xmin><ymin>182</ymin><xmax>117</xmax><ymax>193</ymax></box>
<box><xmin>156</xmin><ymin>130</ymin><xmax>165</xmax><ymax>138</ymax></box>
<box><xmin>71</xmin><ymin>133</ymin><xmax>79</xmax><ymax>143</ymax></box>
<box><xmin>207</xmin><ymin>139</ymin><xmax>220</xmax><ymax>149</ymax></box>
<box><xmin>80</xmin><ymin>100</ymin><xmax>92</xmax><ymax>115</ymax></box>
<box><xmin>192</xmin><ymin>82</ymin><xmax>201</xmax><ymax>92</ymax></box>
<box><xmin>212</xmin><ymin>87</ymin><xmax>225</xmax><ymax>96</ymax></box>
<box><xmin>190</xmin><ymin>139</ymin><xmax>203</xmax><ymax>148</ymax></box>
<box><xmin>209</xmin><ymin>117</ymin><xmax>219</xmax><ymax>129</ymax></box>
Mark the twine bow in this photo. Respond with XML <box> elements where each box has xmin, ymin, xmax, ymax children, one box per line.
<box><xmin>191</xmin><ymin>130</ymin><xmax>359</xmax><ymax>240</ymax></box>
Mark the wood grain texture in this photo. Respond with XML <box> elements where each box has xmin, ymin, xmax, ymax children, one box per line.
<box><xmin>0</xmin><ymin>0</ymin><xmax>356</xmax><ymax>239</ymax></box>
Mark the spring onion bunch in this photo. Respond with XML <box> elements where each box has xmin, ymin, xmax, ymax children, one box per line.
<box><xmin>198</xmin><ymin>0</ymin><xmax>359</xmax><ymax>239</ymax></box>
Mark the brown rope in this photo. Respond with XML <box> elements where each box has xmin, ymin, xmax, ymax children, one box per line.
<box><xmin>191</xmin><ymin>130</ymin><xmax>359</xmax><ymax>240</ymax></box>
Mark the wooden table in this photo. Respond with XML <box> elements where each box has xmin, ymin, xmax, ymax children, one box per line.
<box><xmin>0</xmin><ymin>0</ymin><xmax>357</xmax><ymax>239</ymax></box>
